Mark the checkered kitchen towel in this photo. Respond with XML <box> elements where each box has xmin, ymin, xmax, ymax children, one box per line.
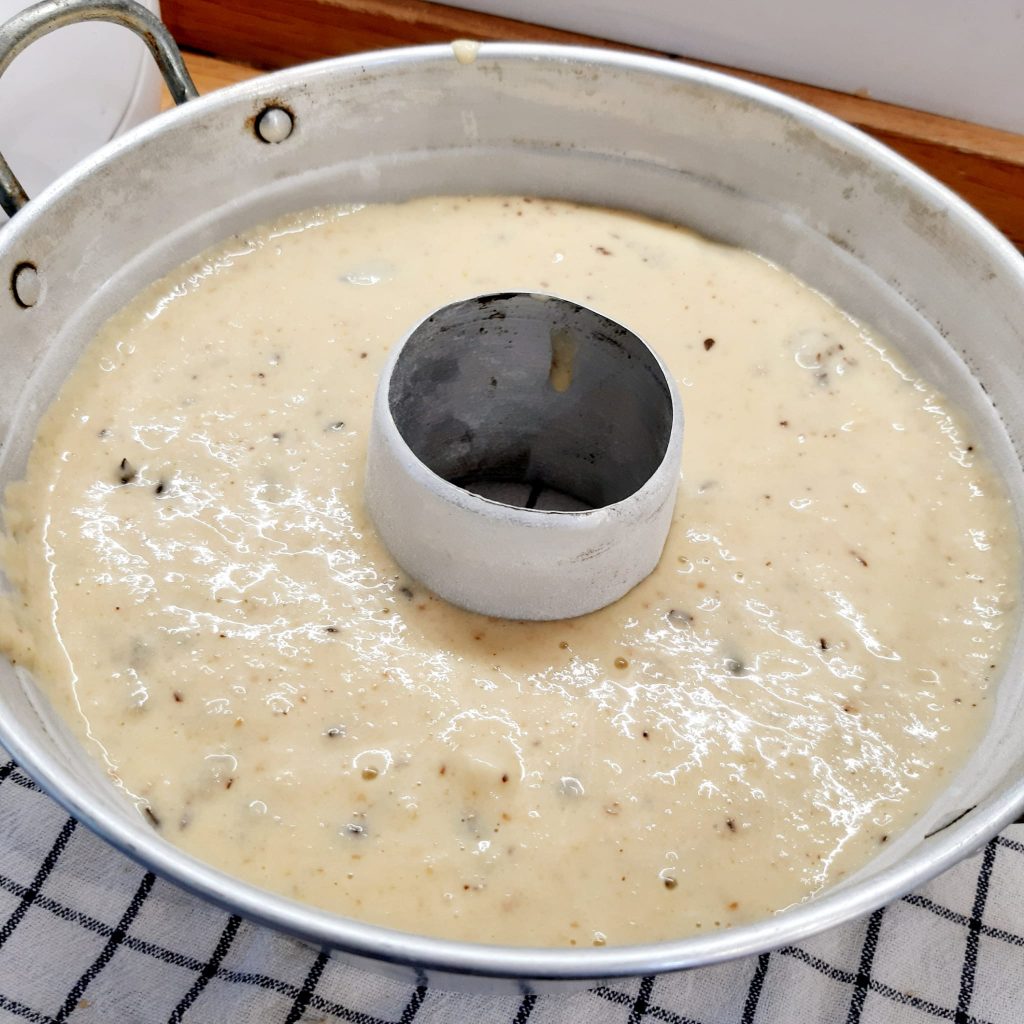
<box><xmin>0</xmin><ymin>759</ymin><xmax>1020</xmax><ymax>1024</ymax></box>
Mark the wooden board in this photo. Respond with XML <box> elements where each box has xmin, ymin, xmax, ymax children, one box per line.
<box><xmin>162</xmin><ymin>0</ymin><xmax>1024</xmax><ymax>248</ymax></box>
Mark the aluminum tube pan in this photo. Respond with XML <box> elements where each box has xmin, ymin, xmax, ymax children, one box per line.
<box><xmin>1</xmin><ymin>40</ymin><xmax>1024</xmax><ymax>988</ymax></box>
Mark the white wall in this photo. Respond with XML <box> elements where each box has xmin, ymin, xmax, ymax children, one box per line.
<box><xmin>0</xmin><ymin>1</ymin><xmax>162</xmax><ymax>220</ymax></box>
<box><xmin>449</xmin><ymin>1</ymin><xmax>1024</xmax><ymax>133</ymax></box>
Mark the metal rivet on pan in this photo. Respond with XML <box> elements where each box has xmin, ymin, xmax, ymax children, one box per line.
<box><xmin>365</xmin><ymin>291</ymin><xmax>684</xmax><ymax>621</ymax></box>
<box><xmin>255</xmin><ymin>106</ymin><xmax>294</xmax><ymax>144</ymax></box>
<box><xmin>11</xmin><ymin>262</ymin><xmax>40</xmax><ymax>308</ymax></box>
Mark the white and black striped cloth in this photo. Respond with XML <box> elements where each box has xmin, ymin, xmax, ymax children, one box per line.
<box><xmin>0</xmin><ymin>757</ymin><xmax>1020</xmax><ymax>1024</ymax></box>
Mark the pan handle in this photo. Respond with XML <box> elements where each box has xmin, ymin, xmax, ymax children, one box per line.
<box><xmin>0</xmin><ymin>0</ymin><xmax>198</xmax><ymax>217</ymax></box>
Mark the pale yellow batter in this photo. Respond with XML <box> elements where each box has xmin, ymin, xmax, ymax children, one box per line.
<box><xmin>0</xmin><ymin>197</ymin><xmax>1017</xmax><ymax>947</ymax></box>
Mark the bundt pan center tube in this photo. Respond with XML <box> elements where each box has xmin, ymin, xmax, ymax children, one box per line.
<box><xmin>1</xmin><ymin>0</ymin><xmax>1024</xmax><ymax>991</ymax></box>
<box><xmin>365</xmin><ymin>291</ymin><xmax>684</xmax><ymax>621</ymax></box>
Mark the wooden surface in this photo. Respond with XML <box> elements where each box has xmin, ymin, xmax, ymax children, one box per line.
<box><xmin>162</xmin><ymin>0</ymin><xmax>1024</xmax><ymax>248</ymax></box>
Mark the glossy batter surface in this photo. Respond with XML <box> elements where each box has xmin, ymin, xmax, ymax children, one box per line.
<box><xmin>0</xmin><ymin>198</ymin><xmax>1017</xmax><ymax>947</ymax></box>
